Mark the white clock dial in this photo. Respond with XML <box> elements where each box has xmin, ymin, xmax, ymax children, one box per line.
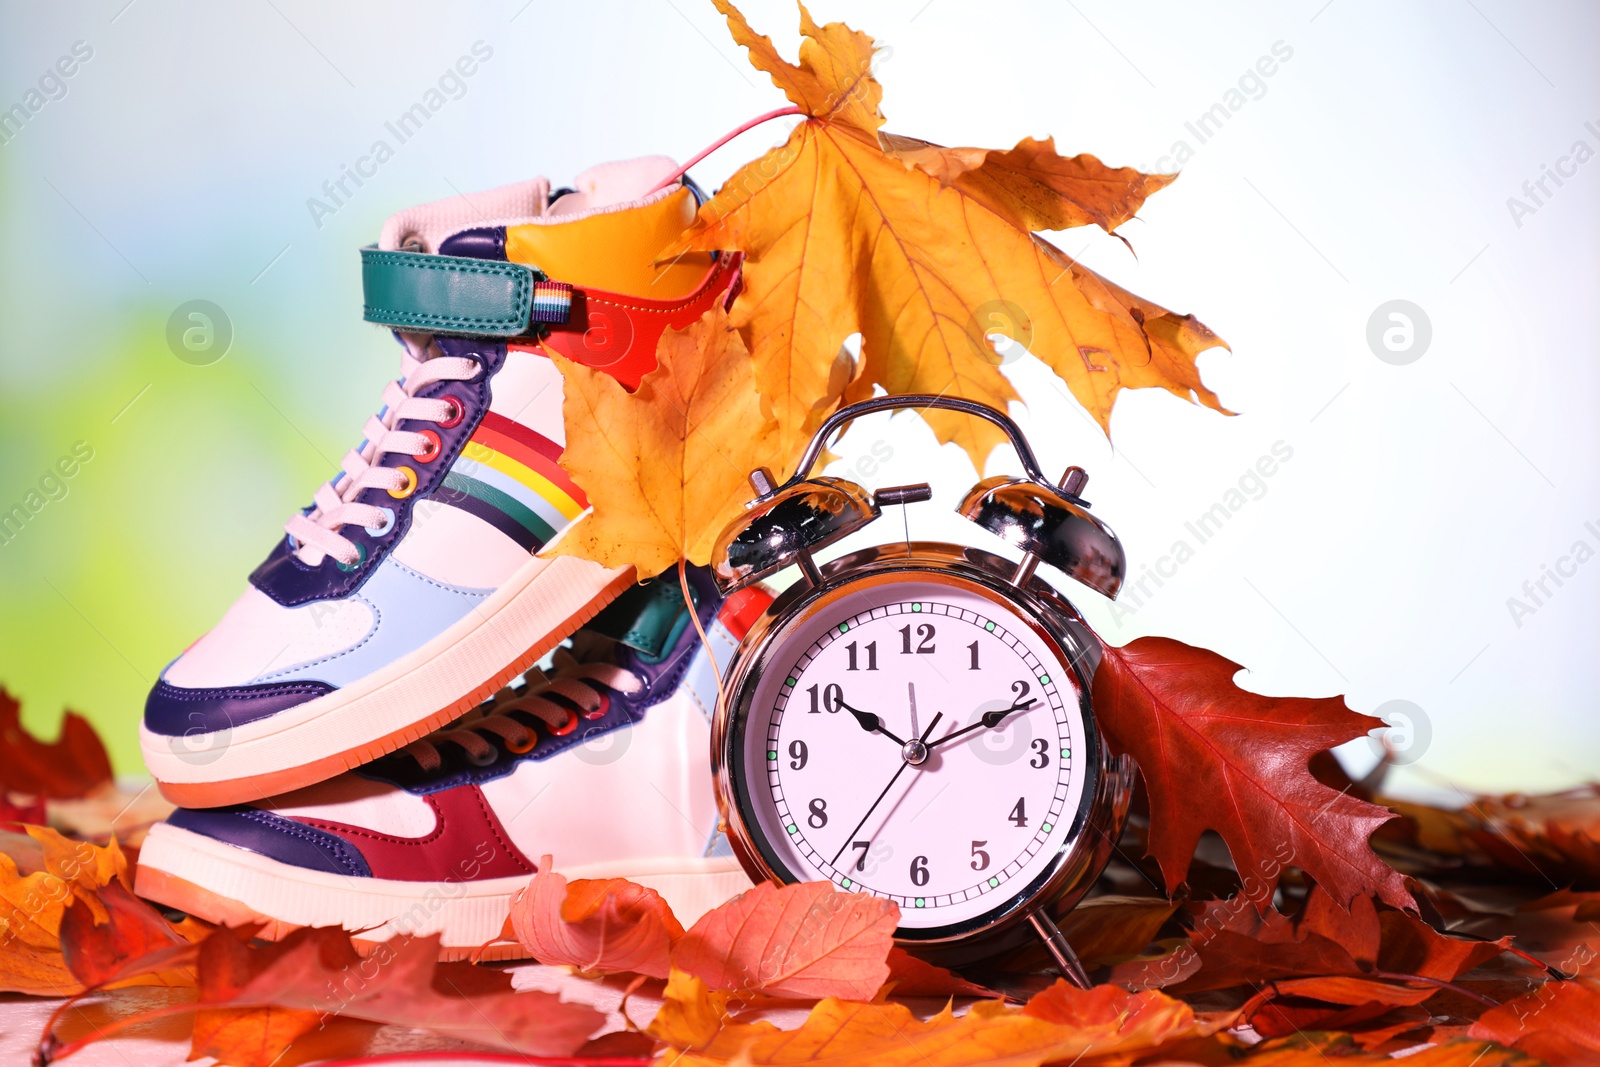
<box><xmin>733</xmin><ymin>578</ymin><xmax>1091</xmax><ymax>931</ymax></box>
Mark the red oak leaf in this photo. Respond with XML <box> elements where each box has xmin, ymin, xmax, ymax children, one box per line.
<box><xmin>1091</xmin><ymin>636</ymin><xmax>1411</xmax><ymax>910</ymax></box>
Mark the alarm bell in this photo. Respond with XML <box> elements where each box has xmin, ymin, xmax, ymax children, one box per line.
<box><xmin>710</xmin><ymin>395</ymin><xmax>1126</xmax><ymax>599</ymax></box>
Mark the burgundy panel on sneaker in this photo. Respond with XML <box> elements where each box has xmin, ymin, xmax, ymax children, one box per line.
<box><xmin>295</xmin><ymin>784</ymin><xmax>536</xmax><ymax>882</ymax></box>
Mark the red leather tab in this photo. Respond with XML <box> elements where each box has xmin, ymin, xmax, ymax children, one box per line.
<box><xmin>530</xmin><ymin>253</ymin><xmax>742</xmax><ymax>391</ymax></box>
<box><xmin>304</xmin><ymin>785</ymin><xmax>536</xmax><ymax>883</ymax></box>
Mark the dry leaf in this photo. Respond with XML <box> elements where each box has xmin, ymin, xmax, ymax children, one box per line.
<box><xmin>670</xmin><ymin>1</ymin><xmax>1226</xmax><ymax>469</ymax></box>
<box><xmin>883</xmin><ymin>133</ymin><xmax>1176</xmax><ymax>234</ymax></box>
<box><xmin>58</xmin><ymin>879</ymin><xmax>196</xmax><ymax>989</ymax></box>
<box><xmin>1470</xmin><ymin>977</ymin><xmax>1600</xmax><ymax>1067</ymax></box>
<box><xmin>1091</xmin><ymin>636</ymin><xmax>1412</xmax><ymax>910</ymax></box>
<box><xmin>188</xmin><ymin>1005</ymin><xmax>324</xmax><ymax>1067</ymax></box>
<box><xmin>0</xmin><ymin>689</ymin><xmax>113</xmax><ymax>800</ymax></box>
<box><xmin>1241</xmin><ymin>1033</ymin><xmax>1535</xmax><ymax>1065</ymax></box>
<box><xmin>653</xmin><ymin>966</ymin><xmax>1226</xmax><ymax>1067</ymax></box>
<box><xmin>549</xmin><ymin>302</ymin><xmax>780</xmax><ymax>579</ymax></box>
<box><xmin>672</xmin><ymin>879</ymin><xmax>897</xmax><ymax>1001</ymax></box>
<box><xmin>508</xmin><ymin>855</ymin><xmax>684</xmax><ymax>978</ymax></box>
<box><xmin>881</xmin><ymin>947</ymin><xmax>995</xmax><ymax>998</ymax></box>
<box><xmin>0</xmin><ymin>826</ymin><xmax>126</xmax><ymax>994</ymax></box>
<box><xmin>194</xmin><ymin>927</ymin><xmax>603</xmax><ymax>1057</ymax></box>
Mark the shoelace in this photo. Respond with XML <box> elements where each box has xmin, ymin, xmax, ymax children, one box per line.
<box><xmin>284</xmin><ymin>340</ymin><xmax>480</xmax><ymax>568</ymax></box>
<box><xmin>400</xmin><ymin>645</ymin><xmax>645</xmax><ymax>772</ymax></box>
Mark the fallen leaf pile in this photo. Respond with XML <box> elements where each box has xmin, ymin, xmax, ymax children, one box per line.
<box><xmin>1</xmin><ymin>674</ymin><xmax>1598</xmax><ymax>1065</ymax></box>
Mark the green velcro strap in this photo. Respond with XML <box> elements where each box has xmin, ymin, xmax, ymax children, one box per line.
<box><xmin>587</xmin><ymin>575</ymin><xmax>699</xmax><ymax>660</ymax></box>
<box><xmin>361</xmin><ymin>247</ymin><xmax>543</xmax><ymax>337</ymax></box>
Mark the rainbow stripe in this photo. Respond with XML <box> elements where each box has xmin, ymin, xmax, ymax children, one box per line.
<box><xmin>435</xmin><ymin>412</ymin><xmax>586</xmax><ymax>552</ymax></box>
<box><xmin>529</xmin><ymin>280</ymin><xmax>574</xmax><ymax>324</ymax></box>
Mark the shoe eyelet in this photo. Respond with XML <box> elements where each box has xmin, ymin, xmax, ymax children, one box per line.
<box><xmin>466</xmin><ymin>745</ymin><xmax>499</xmax><ymax>766</ymax></box>
<box><xmin>504</xmin><ymin>732</ymin><xmax>537</xmax><ymax>755</ymax></box>
<box><xmin>388</xmin><ymin>466</ymin><xmax>418</xmax><ymax>499</ymax></box>
<box><xmin>581</xmin><ymin>694</ymin><xmax>611</xmax><ymax>721</ymax></box>
<box><xmin>335</xmin><ymin>542</ymin><xmax>368</xmax><ymax>573</ymax></box>
<box><xmin>414</xmin><ymin>429</ymin><xmax>442</xmax><ymax>464</ymax></box>
<box><xmin>548</xmin><ymin>708</ymin><xmax>578</xmax><ymax>737</ymax></box>
<box><xmin>437</xmin><ymin>395</ymin><xmax>465</xmax><ymax>429</ymax></box>
<box><xmin>364</xmin><ymin>506</ymin><xmax>396</xmax><ymax>537</ymax></box>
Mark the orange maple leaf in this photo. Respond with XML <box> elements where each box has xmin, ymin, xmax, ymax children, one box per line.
<box><xmin>667</xmin><ymin>0</ymin><xmax>1227</xmax><ymax>470</ymax></box>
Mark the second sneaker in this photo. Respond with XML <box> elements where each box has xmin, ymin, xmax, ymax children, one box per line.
<box><xmin>135</xmin><ymin>570</ymin><xmax>770</xmax><ymax>958</ymax></box>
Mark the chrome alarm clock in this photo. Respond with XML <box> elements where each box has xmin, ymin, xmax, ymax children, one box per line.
<box><xmin>708</xmin><ymin>396</ymin><xmax>1135</xmax><ymax>981</ymax></box>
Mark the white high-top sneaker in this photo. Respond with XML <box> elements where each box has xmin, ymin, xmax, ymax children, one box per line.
<box><xmin>140</xmin><ymin>157</ymin><xmax>740</xmax><ymax>808</ymax></box>
<box><xmin>135</xmin><ymin>569</ymin><xmax>771</xmax><ymax>959</ymax></box>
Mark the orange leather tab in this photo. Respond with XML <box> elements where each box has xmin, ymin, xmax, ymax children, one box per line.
<box><xmin>505</xmin><ymin>187</ymin><xmax>713</xmax><ymax>299</ymax></box>
<box><xmin>516</xmin><ymin>253</ymin><xmax>742</xmax><ymax>391</ymax></box>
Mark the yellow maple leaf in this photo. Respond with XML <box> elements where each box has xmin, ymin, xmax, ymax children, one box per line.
<box><xmin>671</xmin><ymin>0</ymin><xmax>1228</xmax><ymax>470</ymax></box>
<box><xmin>549</xmin><ymin>303</ymin><xmax>781</xmax><ymax>580</ymax></box>
<box><xmin>882</xmin><ymin>133</ymin><xmax>1177</xmax><ymax>235</ymax></box>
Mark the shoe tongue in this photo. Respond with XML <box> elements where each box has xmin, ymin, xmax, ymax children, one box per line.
<box><xmin>377</xmin><ymin>176</ymin><xmax>551</xmax><ymax>253</ymax></box>
<box><xmin>546</xmin><ymin>155</ymin><xmax>681</xmax><ymax>217</ymax></box>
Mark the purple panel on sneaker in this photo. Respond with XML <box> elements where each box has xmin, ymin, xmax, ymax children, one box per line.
<box><xmin>438</xmin><ymin>226</ymin><xmax>507</xmax><ymax>261</ymax></box>
<box><xmin>143</xmin><ymin>679</ymin><xmax>336</xmax><ymax>737</ymax></box>
<box><xmin>249</xmin><ymin>337</ymin><xmax>505</xmax><ymax>607</ymax></box>
<box><xmin>168</xmin><ymin>806</ymin><xmax>373</xmax><ymax>878</ymax></box>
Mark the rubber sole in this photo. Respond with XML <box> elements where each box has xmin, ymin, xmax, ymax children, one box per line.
<box><xmin>144</xmin><ymin>555</ymin><xmax>635</xmax><ymax>808</ymax></box>
<box><xmin>135</xmin><ymin>824</ymin><xmax>752</xmax><ymax>960</ymax></box>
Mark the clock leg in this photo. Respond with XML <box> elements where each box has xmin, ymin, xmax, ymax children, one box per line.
<box><xmin>1027</xmin><ymin>910</ymin><xmax>1092</xmax><ymax>989</ymax></box>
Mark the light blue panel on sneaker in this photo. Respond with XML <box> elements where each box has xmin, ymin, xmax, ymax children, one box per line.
<box><xmin>681</xmin><ymin>619</ymin><xmax>740</xmax><ymax>724</ymax></box>
<box><xmin>255</xmin><ymin>558</ymin><xmax>490</xmax><ymax>688</ymax></box>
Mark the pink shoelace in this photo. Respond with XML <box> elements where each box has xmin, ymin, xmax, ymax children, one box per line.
<box><xmin>400</xmin><ymin>645</ymin><xmax>645</xmax><ymax>772</ymax></box>
<box><xmin>284</xmin><ymin>341</ymin><xmax>480</xmax><ymax>568</ymax></box>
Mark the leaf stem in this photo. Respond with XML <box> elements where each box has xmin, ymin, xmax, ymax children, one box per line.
<box><xmin>648</xmin><ymin>106</ymin><xmax>806</xmax><ymax>195</ymax></box>
<box><xmin>1368</xmin><ymin>969</ymin><xmax>1500</xmax><ymax>1007</ymax></box>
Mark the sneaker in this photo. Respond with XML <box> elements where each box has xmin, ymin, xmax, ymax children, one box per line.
<box><xmin>140</xmin><ymin>157</ymin><xmax>742</xmax><ymax>807</ymax></box>
<box><xmin>134</xmin><ymin>570</ymin><xmax>771</xmax><ymax>959</ymax></box>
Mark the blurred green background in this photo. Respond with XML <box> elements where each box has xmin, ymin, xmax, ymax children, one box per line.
<box><xmin>2</xmin><ymin>1</ymin><xmax>1596</xmax><ymax>795</ymax></box>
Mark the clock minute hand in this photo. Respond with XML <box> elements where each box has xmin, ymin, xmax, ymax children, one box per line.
<box><xmin>928</xmin><ymin>697</ymin><xmax>1038</xmax><ymax>750</ymax></box>
<box><xmin>838</xmin><ymin>699</ymin><xmax>907</xmax><ymax>746</ymax></box>
<box><xmin>828</xmin><ymin>711</ymin><xmax>943</xmax><ymax>867</ymax></box>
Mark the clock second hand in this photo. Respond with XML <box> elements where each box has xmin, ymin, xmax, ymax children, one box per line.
<box><xmin>829</xmin><ymin>710</ymin><xmax>943</xmax><ymax>868</ymax></box>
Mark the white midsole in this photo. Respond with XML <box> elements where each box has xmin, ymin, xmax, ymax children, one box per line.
<box><xmin>135</xmin><ymin>824</ymin><xmax>751</xmax><ymax>946</ymax></box>
<box><xmin>141</xmin><ymin>552</ymin><xmax>626</xmax><ymax>785</ymax></box>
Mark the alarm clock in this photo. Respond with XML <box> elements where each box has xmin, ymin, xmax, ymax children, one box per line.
<box><xmin>708</xmin><ymin>395</ymin><xmax>1136</xmax><ymax>982</ymax></box>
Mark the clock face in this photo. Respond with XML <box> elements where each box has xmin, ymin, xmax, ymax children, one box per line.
<box><xmin>729</xmin><ymin>576</ymin><xmax>1093</xmax><ymax>934</ymax></box>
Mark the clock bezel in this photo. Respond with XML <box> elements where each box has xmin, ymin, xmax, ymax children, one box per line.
<box><xmin>712</xmin><ymin>540</ymin><xmax>1124</xmax><ymax>955</ymax></box>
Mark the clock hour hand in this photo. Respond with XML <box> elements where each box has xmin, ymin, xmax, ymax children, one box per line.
<box><xmin>928</xmin><ymin>696</ymin><xmax>1038</xmax><ymax>749</ymax></box>
<box><xmin>837</xmin><ymin>699</ymin><xmax>907</xmax><ymax>746</ymax></box>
